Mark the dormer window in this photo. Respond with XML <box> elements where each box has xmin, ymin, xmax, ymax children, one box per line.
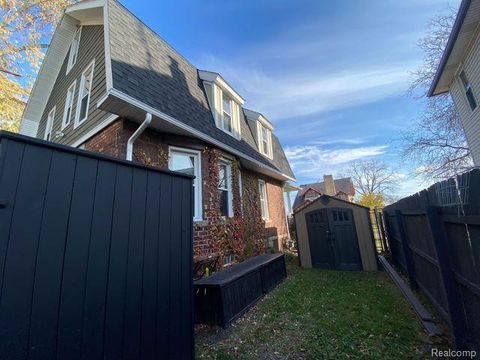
<box><xmin>198</xmin><ymin>70</ymin><xmax>244</xmax><ymax>140</ymax></box>
<box><xmin>257</xmin><ymin>122</ymin><xmax>273</xmax><ymax>159</ymax></box>
<box><xmin>244</xmin><ymin>108</ymin><xmax>274</xmax><ymax>159</ymax></box>
<box><xmin>222</xmin><ymin>93</ymin><xmax>233</xmax><ymax>133</ymax></box>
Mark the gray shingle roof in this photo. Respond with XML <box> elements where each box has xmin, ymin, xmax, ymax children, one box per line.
<box><xmin>107</xmin><ymin>0</ymin><xmax>295</xmax><ymax>179</ymax></box>
<box><xmin>293</xmin><ymin>178</ymin><xmax>355</xmax><ymax>209</ymax></box>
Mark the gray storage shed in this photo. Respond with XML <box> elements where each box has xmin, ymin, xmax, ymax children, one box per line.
<box><xmin>294</xmin><ymin>195</ymin><xmax>377</xmax><ymax>271</ymax></box>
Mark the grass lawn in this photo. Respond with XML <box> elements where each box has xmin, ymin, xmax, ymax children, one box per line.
<box><xmin>195</xmin><ymin>255</ymin><xmax>448</xmax><ymax>360</ymax></box>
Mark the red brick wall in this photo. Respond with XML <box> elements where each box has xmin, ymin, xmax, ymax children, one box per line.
<box><xmin>262</xmin><ymin>175</ymin><xmax>289</xmax><ymax>250</ymax></box>
<box><xmin>83</xmin><ymin>118</ymin><xmax>289</xmax><ymax>257</ymax></box>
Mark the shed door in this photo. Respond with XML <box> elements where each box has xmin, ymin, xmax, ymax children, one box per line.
<box><xmin>328</xmin><ymin>209</ymin><xmax>362</xmax><ymax>270</ymax></box>
<box><xmin>306</xmin><ymin>209</ymin><xmax>335</xmax><ymax>269</ymax></box>
<box><xmin>305</xmin><ymin>208</ymin><xmax>362</xmax><ymax>270</ymax></box>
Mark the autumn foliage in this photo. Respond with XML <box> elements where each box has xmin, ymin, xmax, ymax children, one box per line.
<box><xmin>0</xmin><ymin>0</ymin><xmax>74</xmax><ymax>131</ymax></box>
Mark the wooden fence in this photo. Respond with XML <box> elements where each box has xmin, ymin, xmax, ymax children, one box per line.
<box><xmin>0</xmin><ymin>132</ymin><xmax>194</xmax><ymax>360</ymax></box>
<box><xmin>383</xmin><ymin>168</ymin><xmax>480</xmax><ymax>351</ymax></box>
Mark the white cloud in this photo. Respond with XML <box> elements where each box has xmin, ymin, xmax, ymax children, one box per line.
<box><xmin>284</xmin><ymin>144</ymin><xmax>388</xmax><ymax>180</ymax></box>
<box><xmin>197</xmin><ymin>54</ymin><xmax>413</xmax><ymax>121</ymax></box>
<box><xmin>308</xmin><ymin>138</ymin><xmax>366</xmax><ymax>146</ymax></box>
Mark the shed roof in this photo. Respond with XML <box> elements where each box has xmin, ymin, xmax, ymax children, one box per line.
<box><xmin>294</xmin><ymin>194</ymin><xmax>370</xmax><ymax>215</ymax></box>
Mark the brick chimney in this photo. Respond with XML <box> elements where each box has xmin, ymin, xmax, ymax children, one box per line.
<box><xmin>323</xmin><ymin>175</ymin><xmax>336</xmax><ymax>196</ymax></box>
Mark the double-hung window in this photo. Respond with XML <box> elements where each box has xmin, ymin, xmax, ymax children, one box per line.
<box><xmin>75</xmin><ymin>60</ymin><xmax>95</xmax><ymax>127</ymax></box>
<box><xmin>258</xmin><ymin>123</ymin><xmax>273</xmax><ymax>158</ymax></box>
<box><xmin>44</xmin><ymin>107</ymin><xmax>56</xmax><ymax>141</ymax></box>
<box><xmin>66</xmin><ymin>27</ymin><xmax>81</xmax><ymax>74</ymax></box>
<box><xmin>258</xmin><ymin>179</ymin><xmax>269</xmax><ymax>220</ymax></box>
<box><xmin>218</xmin><ymin>160</ymin><xmax>233</xmax><ymax>217</ymax></box>
<box><xmin>62</xmin><ymin>81</ymin><xmax>76</xmax><ymax>129</ymax></box>
<box><xmin>460</xmin><ymin>70</ymin><xmax>477</xmax><ymax>111</ymax></box>
<box><xmin>222</xmin><ymin>94</ymin><xmax>233</xmax><ymax>133</ymax></box>
<box><xmin>212</xmin><ymin>84</ymin><xmax>241</xmax><ymax>139</ymax></box>
<box><xmin>169</xmin><ymin>147</ymin><xmax>202</xmax><ymax>221</ymax></box>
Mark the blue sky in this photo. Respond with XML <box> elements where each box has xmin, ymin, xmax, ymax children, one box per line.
<box><xmin>121</xmin><ymin>0</ymin><xmax>460</xmax><ymax>196</ymax></box>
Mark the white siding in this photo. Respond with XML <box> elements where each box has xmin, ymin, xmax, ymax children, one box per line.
<box><xmin>449</xmin><ymin>31</ymin><xmax>480</xmax><ymax>166</ymax></box>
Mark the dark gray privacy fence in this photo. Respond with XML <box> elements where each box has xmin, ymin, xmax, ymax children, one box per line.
<box><xmin>0</xmin><ymin>132</ymin><xmax>194</xmax><ymax>360</ymax></box>
<box><xmin>383</xmin><ymin>169</ymin><xmax>480</xmax><ymax>352</ymax></box>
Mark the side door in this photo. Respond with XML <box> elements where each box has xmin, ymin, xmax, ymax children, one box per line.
<box><xmin>305</xmin><ymin>209</ymin><xmax>335</xmax><ymax>269</ymax></box>
<box><xmin>327</xmin><ymin>208</ymin><xmax>362</xmax><ymax>270</ymax></box>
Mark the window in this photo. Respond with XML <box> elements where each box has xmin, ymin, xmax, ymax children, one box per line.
<box><xmin>223</xmin><ymin>254</ymin><xmax>236</xmax><ymax>266</ymax></box>
<box><xmin>259</xmin><ymin>179</ymin><xmax>269</xmax><ymax>220</ymax></box>
<box><xmin>222</xmin><ymin>94</ymin><xmax>232</xmax><ymax>133</ymax></box>
<box><xmin>66</xmin><ymin>27</ymin><xmax>82</xmax><ymax>74</ymax></box>
<box><xmin>460</xmin><ymin>70</ymin><xmax>477</xmax><ymax>111</ymax></box>
<box><xmin>169</xmin><ymin>147</ymin><xmax>202</xmax><ymax>221</ymax></box>
<box><xmin>218</xmin><ymin>161</ymin><xmax>233</xmax><ymax>217</ymax></box>
<box><xmin>257</xmin><ymin>122</ymin><xmax>273</xmax><ymax>158</ymax></box>
<box><xmin>44</xmin><ymin>107</ymin><xmax>56</xmax><ymax>141</ymax></box>
<box><xmin>62</xmin><ymin>81</ymin><xmax>76</xmax><ymax>129</ymax></box>
<box><xmin>213</xmin><ymin>85</ymin><xmax>241</xmax><ymax>139</ymax></box>
<box><xmin>75</xmin><ymin>60</ymin><xmax>95</xmax><ymax>127</ymax></box>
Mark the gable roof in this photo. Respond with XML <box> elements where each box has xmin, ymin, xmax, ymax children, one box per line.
<box><xmin>293</xmin><ymin>177</ymin><xmax>355</xmax><ymax>209</ymax></box>
<box><xmin>20</xmin><ymin>0</ymin><xmax>295</xmax><ymax>182</ymax></box>
<box><xmin>293</xmin><ymin>194</ymin><xmax>369</xmax><ymax>215</ymax></box>
<box><xmin>428</xmin><ymin>0</ymin><xmax>480</xmax><ymax>96</ymax></box>
<box><xmin>100</xmin><ymin>0</ymin><xmax>295</xmax><ymax>181</ymax></box>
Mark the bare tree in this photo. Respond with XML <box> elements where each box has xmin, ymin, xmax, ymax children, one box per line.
<box><xmin>345</xmin><ymin>159</ymin><xmax>396</xmax><ymax>197</ymax></box>
<box><xmin>402</xmin><ymin>9</ymin><xmax>473</xmax><ymax>180</ymax></box>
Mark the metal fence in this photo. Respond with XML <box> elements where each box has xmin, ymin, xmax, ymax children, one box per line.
<box><xmin>383</xmin><ymin>168</ymin><xmax>480</xmax><ymax>352</ymax></box>
<box><xmin>0</xmin><ymin>132</ymin><xmax>194</xmax><ymax>359</ymax></box>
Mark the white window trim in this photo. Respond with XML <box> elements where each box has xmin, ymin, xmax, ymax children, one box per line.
<box><xmin>458</xmin><ymin>70</ymin><xmax>478</xmax><ymax>113</ymax></box>
<box><xmin>218</xmin><ymin>159</ymin><xmax>233</xmax><ymax>218</ymax></box>
<box><xmin>259</xmin><ymin>179</ymin><xmax>269</xmax><ymax>221</ymax></box>
<box><xmin>214</xmin><ymin>84</ymin><xmax>241</xmax><ymax>140</ymax></box>
<box><xmin>62</xmin><ymin>80</ymin><xmax>77</xmax><ymax>130</ymax></box>
<box><xmin>257</xmin><ymin>122</ymin><xmax>273</xmax><ymax>159</ymax></box>
<box><xmin>44</xmin><ymin>106</ymin><xmax>56</xmax><ymax>141</ymax></box>
<box><xmin>168</xmin><ymin>146</ymin><xmax>203</xmax><ymax>221</ymax></box>
<box><xmin>66</xmin><ymin>27</ymin><xmax>82</xmax><ymax>75</ymax></box>
<box><xmin>74</xmin><ymin>59</ymin><xmax>95</xmax><ymax>129</ymax></box>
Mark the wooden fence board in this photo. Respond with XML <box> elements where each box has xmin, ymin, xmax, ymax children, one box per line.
<box><xmin>0</xmin><ymin>132</ymin><xmax>194</xmax><ymax>360</ymax></box>
<box><xmin>384</xmin><ymin>169</ymin><xmax>480</xmax><ymax>352</ymax></box>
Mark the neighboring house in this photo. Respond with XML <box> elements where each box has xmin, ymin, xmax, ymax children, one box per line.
<box><xmin>429</xmin><ymin>0</ymin><xmax>480</xmax><ymax>166</ymax></box>
<box><xmin>293</xmin><ymin>175</ymin><xmax>355</xmax><ymax>211</ymax></box>
<box><xmin>19</xmin><ymin>0</ymin><xmax>296</xmax><ymax>259</ymax></box>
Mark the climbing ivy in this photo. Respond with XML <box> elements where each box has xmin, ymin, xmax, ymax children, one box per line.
<box><xmin>194</xmin><ymin>147</ymin><xmax>267</xmax><ymax>266</ymax></box>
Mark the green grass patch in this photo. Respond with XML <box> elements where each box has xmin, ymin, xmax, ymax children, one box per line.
<box><xmin>195</xmin><ymin>255</ymin><xmax>445</xmax><ymax>359</ymax></box>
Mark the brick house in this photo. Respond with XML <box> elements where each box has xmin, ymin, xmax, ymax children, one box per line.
<box><xmin>293</xmin><ymin>175</ymin><xmax>355</xmax><ymax>211</ymax></box>
<box><xmin>19</xmin><ymin>0</ymin><xmax>296</xmax><ymax>264</ymax></box>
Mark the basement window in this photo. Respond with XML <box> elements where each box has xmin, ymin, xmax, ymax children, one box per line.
<box><xmin>460</xmin><ymin>70</ymin><xmax>477</xmax><ymax>111</ymax></box>
<box><xmin>66</xmin><ymin>27</ymin><xmax>82</xmax><ymax>74</ymax></box>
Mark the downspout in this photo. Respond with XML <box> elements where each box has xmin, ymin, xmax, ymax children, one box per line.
<box><xmin>126</xmin><ymin>113</ymin><xmax>152</xmax><ymax>161</ymax></box>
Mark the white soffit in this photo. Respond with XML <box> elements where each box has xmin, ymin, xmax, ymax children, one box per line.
<box><xmin>243</xmin><ymin>108</ymin><xmax>274</xmax><ymax>130</ymax></box>
<box><xmin>198</xmin><ymin>70</ymin><xmax>245</xmax><ymax>105</ymax></box>
<box><xmin>432</xmin><ymin>0</ymin><xmax>480</xmax><ymax>95</ymax></box>
<box><xmin>65</xmin><ymin>0</ymin><xmax>105</xmax><ymax>25</ymax></box>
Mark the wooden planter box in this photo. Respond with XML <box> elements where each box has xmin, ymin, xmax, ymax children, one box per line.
<box><xmin>194</xmin><ymin>253</ymin><xmax>286</xmax><ymax>327</ymax></box>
